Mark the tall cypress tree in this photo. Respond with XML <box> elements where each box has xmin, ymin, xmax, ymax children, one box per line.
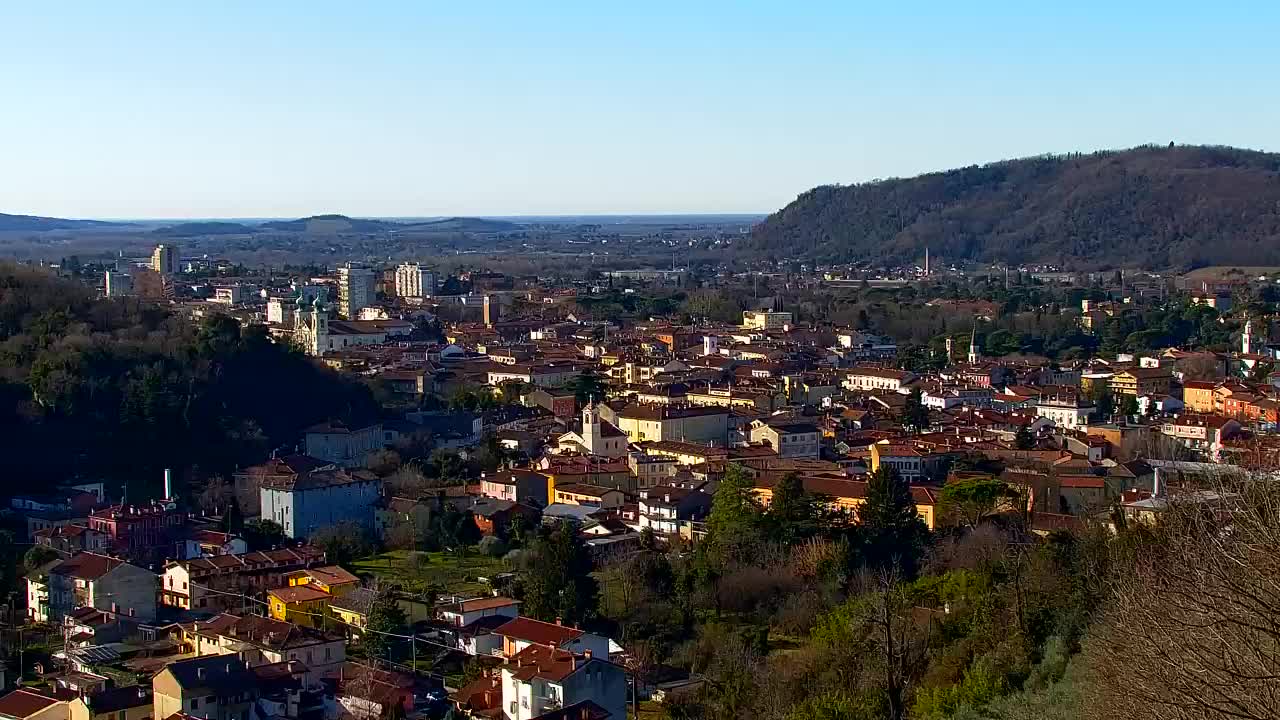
<box><xmin>858</xmin><ymin>466</ymin><xmax>929</xmax><ymax>579</ymax></box>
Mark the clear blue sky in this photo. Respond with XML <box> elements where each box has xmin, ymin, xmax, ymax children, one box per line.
<box><xmin>2</xmin><ymin>2</ymin><xmax>1277</xmax><ymax>219</ymax></box>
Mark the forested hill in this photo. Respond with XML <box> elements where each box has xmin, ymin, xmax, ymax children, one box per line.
<box><xmin>0</xmin><ymin>262</ymin><xmax>379</xmax><ymax>498</ymax></box>
<box><xmin>748</xmin><ymin>145</ymin><xmax>1280</xmax><ymax>269</ymax></box>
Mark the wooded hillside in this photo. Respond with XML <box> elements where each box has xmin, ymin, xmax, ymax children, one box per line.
<box><xmin>748</xmin><ymin>145</ymin><xmax>1280</xmax><ymax>269</ymax></box>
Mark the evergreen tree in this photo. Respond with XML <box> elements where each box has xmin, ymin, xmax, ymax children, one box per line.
<box><xmin>857</xmin><ymin>467</ymin><xmax>928</xmax><ymax>579</ymax></box>
<box><xmin>902</xmin><ymin>387</ymin><xmax>930</xmax><ymax>434</ymax></box>
<box><xmin>1014</xmin><ymin>425</ymin><xmax>1035</xmax><ymax>450</ymax></box>
<box><xmin>361</xmin><ymin>590</ymin><xmax>407</xmax><ymax>660</ymax></box>
<box><xmin>705</xmin><ymin>464</ymin><xmax>765</xmax><ymax>562</ymax></box>
<box><xmin>767</xmin><ymin>473</ymin><xmax>825</xmax><ymax>544</ymax></box>
<box><xmin>521</xmin><ymin>523</ymin><xmax>600</xmax><ymax>625</ymax></box>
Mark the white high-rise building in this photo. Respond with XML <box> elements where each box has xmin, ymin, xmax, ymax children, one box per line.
<box><xmin>151</xmin><ymin>244</ymin><xmax>178</xmax><ymax>276</ymax></box>
<box><xmin>394</xmin><ymin>262</ymin><xmax>435</xmax><ymax>298</ymax></box>
<box><xmin>337</xmin><ymin>264</ymin><xmax>375</xmax><ymax>319</ymax></box>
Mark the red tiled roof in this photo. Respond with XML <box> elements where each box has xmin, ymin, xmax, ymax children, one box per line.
<box><xmin>0</xmin><ymin>689</ymin><xmax>62</xmax><ymax>719</ymax></box>
<box><xmin>492</xmin><ymin>616</ymin><xmax>584</xmax><ymax>647</ymax></box>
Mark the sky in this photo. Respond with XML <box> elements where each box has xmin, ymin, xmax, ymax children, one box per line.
<box><xmin>2</xmin><ymin>2</ymin><xmax>1278</xmax><ymax>219</ymax></box>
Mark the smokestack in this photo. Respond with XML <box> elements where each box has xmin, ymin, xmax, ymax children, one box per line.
<box><xmin>164</xmin><ymin>469</ymin><xmax>173</xmax><ymax>501</ymax></box>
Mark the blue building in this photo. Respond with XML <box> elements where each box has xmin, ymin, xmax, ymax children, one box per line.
<box><xmin>259</xmin><ymin>464</ymin><xmax>381</xmax><ymax>539</ymax></box>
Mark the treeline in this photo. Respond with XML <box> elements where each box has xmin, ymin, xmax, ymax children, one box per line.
<box><xmin>0</xmin><ymin>263</ymin><xmax>378</xmax><ymax>499</ymax></box>
<box><xmin>748</xmin><ymin>145</ymin><xmax>1280</xmax><ymax>269</ymax></box>
<box><xmin>595</xmin><ymin>465</ymin><xmax>1280</xmax><ymax>720</ymax></box>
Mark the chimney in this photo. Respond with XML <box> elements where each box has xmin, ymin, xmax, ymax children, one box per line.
<box><xmin>555</xmin><ymin>617</ymin><xmax>562</xmax><ymax>626</ymax></box>
<box><xmin>583</xmin><ymin>649</ymin><xmax>592</xmax><ymax>660</ymax></box>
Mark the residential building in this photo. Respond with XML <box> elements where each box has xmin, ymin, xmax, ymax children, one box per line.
<box><xmin>303</xmin><ymin>421</ymin><xmax>384</xmax><ymax>469</ymax></box>
<box><xmin>184</xmin><ymin>613</ymin><xmax>345</xmax><ymax>679</ymax></box>
<box><xmin>337</xmin><ymin>264</ymin><xmax>376</xmax><ymax>319</ymax></box>
<box><xmin>487</xmin><ymin>363</ymin><xmax>583</xmax><ymax>389</ymax></box>
<box><xmin>1110</xmin><ymin>367</ymin><xmax>1173</xmax><ymax>397</ymax></box>
<box><xmin>104</xmin><ymin>271</ymin><xmax>133</xmax><ymax>298</ymax></box>
<box><xmin>609</xmin><ymin>403</ymin><xmax>728</xmax><ymax>445</ymax></box>
<box><xmin>1160</xmin><ymin>414</ymin><xmax>1243</xmax><ymax>456</ymax></box>
<box><xmin>151</xmin><ymin>244</ymin><xmax>178</xmax><ymax>276</ymax></box>
<box><xmin>742</xmin><ymin>310</ymin><xmax>793</xmax><ymax>330</ymax></box>
<box><xmin>87</xmin><ymin>501</ymin><xmax>187</xmax><ymax>562</ymax></box>
<box><xmin>753</xmin><ymin>474</ymin><xmax>938</xmax><ymax>530</ymax></box>
<box><xmin>868</xmin><ymin>442</ymin><xmax>948</xmax><ymax>482</ymax></box>
<box><xmin>29</xmin><ymin>553</ymin><xmax>156</xmax><ymax>624</ymax></box>
<box><xmin>525</xmin><ymin>388</ymin><xmax>577</xmax><ymax>419</ymax></box>
<box><xmin>438</xmin><ymin>597</ymin><xmax>521</xmax><ymax>628</ymax></box>
<box><xmin>211</xmin><ymin>286</ymin><xmax>243</xmax><ymax>305</ymax></box>
<box><xmin>551</xmin><ymin>484</ymin><xmax>627</xmax><ymax>509</ymax></box>
<box><xmin>842</xmin><ymin>367</ymin><xmax>915</xmax><ymax>393</ymax></box>
<box><xmin>34</xmin><ymin>525</ymin><xmax>108</xmax><ymax>555</ymax></box>
<box><xmin>637</xmin><ymin>485</ymin><xmax>713</xmax><ymax>536</ymax></box>
<box><xmin>1035</xmin><ymin>393</ymin><xmax>1095</xmax><ymax>430</ymax></box>
<box><xmin>265</xmin><ymin>297</ymin><xmax>294</xmax><ymax>325</ymax></box>
<box><xmin>232</xmin><ymin>455</ymin><xmax>331</xmax><ymax>518</ymax></box>
<box><xmin>267</xmin><ymin>585</ymin><xmax>331</xmax><ymax>629</ymax></box>
<box><xmin>490</xmin><ymin>617</ymin><xmax>611</xmax><ymax>660</ymax></box>
<box><xmin>628</xmin><ymin>453</ymin><xmax>677</xmax><ymax>488</ymax></box>
<box><xmin>749</xmin><ymin>419</ymin><xmax>820</xmax><ymax>459</ymax></box>
<box><xmin>480</xmin><ymin>469</ymin><xmax>552</xmax><ymax>507</ymax></box>
<box><xmin>0</xmin><ymin>689</ymin><xmax>73</xmax><ymax>720</ymax></box>
<box><xmin>1181</xmin><ymin>380</ymin><xmax>1218</xmax><ymax>413</ymax></box>
<box><xmin>260</xmin><ymin>465</ymin><xmax>381</xmax><ymax>540</ymax></box>
<box><xmin>161</xmin><ymin>546</ymin><xmax>325</xmax><ymax>612</ymax></box>
<box><xmin>69</xmin><ymin>685</ymin><xmax>152</xmax><ymax>720</ymax></box>
<box><xmin>152</xmin><ymin>655</ymin><xmax>258</xmax><ymax>720</ymax></box>
<box><xmin>394</xmin><ymin>263</ymin><xmax>435</xmax><ymax>297</ymax></box>
<box><xmin>496</xmin><ymin>644</ymin><xmax>626</xmax><ymax>720</ymax></box>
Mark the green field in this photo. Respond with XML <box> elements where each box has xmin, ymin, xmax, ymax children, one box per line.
<box><xmin>351</xmin><ymin>550</ymin><xmax>507</xmax><ymax>597</ymax></box>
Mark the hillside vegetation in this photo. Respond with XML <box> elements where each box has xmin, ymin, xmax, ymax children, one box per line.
<box><xmin>0</xmin><ymin>213</ymin><xmax>127</xmax><ymax>232</ymax></box>
<box><xmin>748</xmin><ymin>145</ymin><xmax>1280</xmax><ymax>269</ymax></box>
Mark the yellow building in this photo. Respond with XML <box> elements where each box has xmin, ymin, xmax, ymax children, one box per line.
<box><xmin>1182</xmin><ymin>381</ymin><xmax>1218</xmax><ymax>413</ymax></box>
<box><xmin>1109</xmin><ymin>367</ymin><xmax>1172</xmax><ymax>397</ymax></box>
<box><xmin>153</xmin><ymin>656</ymin><xmax>258</xmax><ymax>720</ymax></box>
<box><xmin>70</xmin><ymin>687</ymin><xmax>153</xmax><ymax>720</ymax></box>
<box><xmin>286</xmin><ymin>565</ymin><xmax>359</xmax><ymax>596</ymax></box>
<box><xmin>752</xmin><ymin>474</ymin><xmax>936</xmax><ymax>530</ymax></box>
<box><xmin>268</xmin><ymin>584</ymin><xmax>332</xmax><ymax>628</ymax></box>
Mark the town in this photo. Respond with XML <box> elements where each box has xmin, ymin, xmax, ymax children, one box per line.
<box><xmin>0</xmin><ymin>240</ymin><xmax>1276</xmax><ymax>720</ymax></box>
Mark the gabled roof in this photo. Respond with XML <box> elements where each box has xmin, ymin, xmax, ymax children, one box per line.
<box><xmin>160</xmin><ymin>655</ymin><xmax>255</xmax><ymax>693</ymax></box>
<box><xmin>492</xmin><ymin>616</ymin><xmax>584</xmax><ymax>647</ymax></box>
<box><xmin>0</xmin><ymin>689</ymin><xmax>63</xmax><ymax>719</ymax></box>
<box><xmin>49</xmin><ymin>553</ymin><xmax>125</xmax><ymax>580</ymax></box>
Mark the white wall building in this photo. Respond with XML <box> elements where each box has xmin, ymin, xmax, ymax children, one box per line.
<box><xmin>338</xmin><ymin>264</ymin><xmax>376</xmax><ymax>319</ymax></box>
<box><xmin>394</xmin><ymin>262</ymin><xmax>436</xmax><ymax>297</ymax></box>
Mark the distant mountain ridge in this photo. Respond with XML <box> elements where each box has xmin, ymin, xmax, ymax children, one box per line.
<box><xmin>748</xmin><ymin>145</ymin><xmax>1280</xmax><ymax>269</ymax></box>
<box><xmin>152</xmin><ymin>221</ymin><xmax>256</xmax><ymax>237</ymax></box>
<box><xmin>0</xmin><ymin>213</ymin><xmax>128</xmax><ymax>232</ymax></box>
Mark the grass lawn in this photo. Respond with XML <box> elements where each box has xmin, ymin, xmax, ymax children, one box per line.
<box><xmin>637</xmin><ymin>701</ymin><xmax>666</xmax><ymax>720</ymax></box>
<box><xmin>352</xmin><ymin>550</ymin><xmax>507</xmax><ymax>598</ymax></box>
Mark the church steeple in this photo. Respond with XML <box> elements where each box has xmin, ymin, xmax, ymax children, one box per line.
<box><xmin>968</xmin><ymin>319</ymin><xmax>980</xmax><ymax>365</ymax></box>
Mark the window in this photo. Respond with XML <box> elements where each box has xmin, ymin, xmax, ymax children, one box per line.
<box><xmin>183</xmin><ymin>582</ymin><xmax>188</xmax><ymax>590</ymax></box>
<box><xmin>325</xmin><ymin>647</ymin><xmax>332</xmax><ymax>660</ymax></box>
<box><xmin>190</xmin><ymin>699</ymin><xmax>199</xmax><ymax>711</ymax></box>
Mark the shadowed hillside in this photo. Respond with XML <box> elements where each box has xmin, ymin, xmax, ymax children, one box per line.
<box><xmin>748</xmin><ymin>145</ymin><xmax>1280</xmax><ymax>269</ymax></box>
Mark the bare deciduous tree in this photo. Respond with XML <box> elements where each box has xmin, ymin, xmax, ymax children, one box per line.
<box><xmin>1084</xmin><ymin>475</ymin><xmax>1280</xmax><ymax>720</ymax></box>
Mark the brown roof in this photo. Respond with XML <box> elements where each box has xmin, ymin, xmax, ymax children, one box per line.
<box><xmin>269</xmin><ymin>585</ymin><xmax>331</xmax><ymax>604</ymax></box>
<box><xmin>492</xmin><ymin>616</ymin><xmax>584</xmax><ymax>646</ymax></box>
<box><xmin>0</xmin><ymin>690</ymin><xmax>62</xmax><ymax>719</ymax></box>
<box><xmin>305</xmin><ymin>566</ymin><xmax>359</xmax><ymax>587</ymax></box>
<box><xmin>507</xmin><ymin>644</ymin><xmax>582</xmax><ymax>682</ymax></box>
<box><xmin>50</xmin><ymin>552</ymin><xmax>124</xmax><ymax>580</ymax></box>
